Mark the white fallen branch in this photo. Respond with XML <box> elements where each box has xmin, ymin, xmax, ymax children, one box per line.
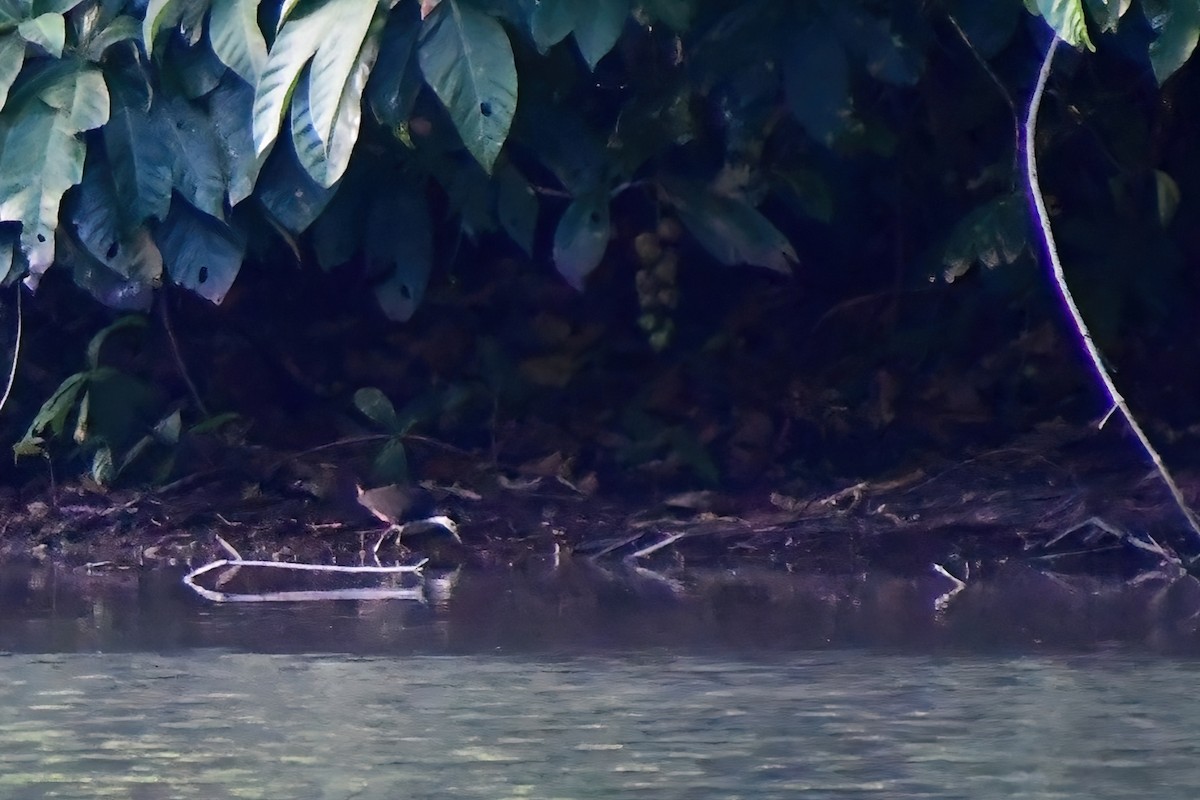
<box><xmin>1025</xmin><ymin>35</ymin><xmax>1200</xmax><ymax>548</ymax></box>
<box><xmin>183</xmin><ymin>557</ymin><xmax>429</xmax><ymax>603</ymax></box>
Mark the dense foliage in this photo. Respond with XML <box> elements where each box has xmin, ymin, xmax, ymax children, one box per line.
<box><xmin>0</xmin><ymin>0</ymin><xmax>1193</xmax><ymax>313</ymax></box>
<box><xmin>5</xmin><ymin>0</ymin><xmax>1200</xmax><ymax>485</ymax></box>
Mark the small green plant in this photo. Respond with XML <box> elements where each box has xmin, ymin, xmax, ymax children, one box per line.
<box><xmin>353</xmin><ymin>385</ymin><xmax>468</xmax><ymax>484</ymax></box>
<box><xmin>14</xmin><ymin>314</ymin><xmax>174</xmax><ymax>485</ymax></box>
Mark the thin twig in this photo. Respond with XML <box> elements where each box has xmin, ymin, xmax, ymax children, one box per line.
<box><xmin>1024</xmin><ymin>35</ymin><xmax>1200</xmax><ymax>546</ymax></box>
<box><xmin>945</xmin><ymin>12</ymin><xmax>1020</xmax><ymax>175</ymax></box>
<box><xmin>158</xmin><ymin>287</ymin><xmax>209</xmax><ymax>417</ymax></box>
<box><xmin>0</xmin><ymin>283</ymin><xmax>22</xmax><ymax>417</ymax></box>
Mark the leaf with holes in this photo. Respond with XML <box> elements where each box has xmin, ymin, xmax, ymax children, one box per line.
<box><xmin>418</xmin><ymin>0</ymin><xmax>516</xmax><ymax>172</ymax></box>
<box><xmin>0</xmin><ymin>68</ymin><xmax>108</xmax><ymax>277</ymax></box>
<box><xmin>105</xmin><ymin>76</ymin><xmax>173</xmax><ymax>227</ymax></box>
<box><xmin>368</xmin><ymin>178</ymin><xmax>431</xmax><ymax>321</ymax></box>
<box><xmin>70</xmin><ymin>156</ymin><xmax>163</xmax><ymax>284</ymax></box>
<box><xmin>156</xmin><ymin>199</ymin><xmax>244</xmax><ymax>303</ymax></box>
<box><xmin>158</xmin><ymin>92</ymin><xmax>226</xmax><ymax>219</ymax></box>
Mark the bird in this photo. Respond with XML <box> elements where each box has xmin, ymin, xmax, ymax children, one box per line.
<box><xmin>355</xmin><ymin>483</ymin><xmax>461</xmax><ymax>554</ymax></box>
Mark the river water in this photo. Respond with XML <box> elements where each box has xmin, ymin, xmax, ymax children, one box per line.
<box><xmin>3</xmin><ymin>563</ymin><xmax>1200</xmax><ymax>798</ymax></box>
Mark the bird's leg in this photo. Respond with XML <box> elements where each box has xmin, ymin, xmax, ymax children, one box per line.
<box><xmin>372</xmin><ymin>523</ymin><xmax>406</xmax><ymax>555</ymax></box>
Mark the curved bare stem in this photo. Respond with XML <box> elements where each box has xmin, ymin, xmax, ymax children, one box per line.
<box><xmin>1025</xmin><ymin>35</ymin><xmax>1200</xmax><ymax>548</ymax></box>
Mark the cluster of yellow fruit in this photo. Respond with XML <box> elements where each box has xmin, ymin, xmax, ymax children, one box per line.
<box><xmin>633</xmin><ymin>217</ymin><xmax>683</xmax><ymax>352</ymax></box>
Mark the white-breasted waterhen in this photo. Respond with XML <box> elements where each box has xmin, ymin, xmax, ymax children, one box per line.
<box><xmin>355</xmin><ymin>483</ymin><xmax>461</xmax><ymax>553</ymax></box>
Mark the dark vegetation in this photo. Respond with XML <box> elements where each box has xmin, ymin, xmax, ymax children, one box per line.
<box><xmin>1</xmin><ymin>0</ymin><xmax>1200</xmax><ymax>572</ymax></box>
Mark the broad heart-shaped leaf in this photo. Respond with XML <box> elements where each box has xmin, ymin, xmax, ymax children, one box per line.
<box><xmin>662</xmin><ymin>178</ymin><xmax>796</xmax><ymax>274</ymax></box>
<box><xmin>552</xmin><ymin>190</ymin><xmax>609</xmax><ymax>290</ymax></box>
<box><xmin>368</xmin><ymin>177</ymin><xmax>432</xmax><ymax>321</ymax></box>
<box><xmin>208</xmin><ymin>76</ymin><xmax>262</xmax><ymax>205</ymax></box>
<box><xmin>784</xmin><ymin>22</ymin><xmax>851</xmax><ymax>147</ymax></box>
<box><xmin>105</xmin><ymin>76</ymin><xmax>174</xmax><ymax>226</ymax></box>
<box><xmin>251</xmin><ymin>0</ymin><xmax>345</xmax><ymax>159</ymax></box>
<box><xmin>572</xmin><ymin>0</ymin><xmax>629</xmax><ymax>70</ymax></box>
<box><xmin>69</xmin><ymin>156</ymin><xmax>163</xmax><ymax>284</ymax></box>
<box><xmin>209</xmin><ymin>0</ymin><xmax>267</xmax><ymax>85</ymax></box>
<box><xmin>418</xmin><ymin>0</ymin><xmax>517</xmax><ymax>173</ymax></box>
<box><xmin>1147</xmin><ymin>0</ymin><xmax>1200</xmax><ymax>84</ymax></box>
<box><xmin>157</xmin><ymin>92</ymin><xmax>226</xmax><ymax>219</ymax></box>
<box><xmin>17</xmin><ymin>12</ymin><xmax>62</xmax><ymax>56</ymax></box>
<box><xmin>1031</xmin><ymin>0</ymin><xmax>1094</xmax><ymax>50</ymax></box>
<box><xmin>0</xmin><ymin>32</ymin><xmax>25</xmax><ymax>112</ymax></box>
<box><xmin>291</xmin><ymin>8</ymin><xmax>383</xmax><ymax>187</ymax></box>
<box><xmin>156</xmin><ymin>197</ymin><xmax>244</xmax><ymax>303</ymax></box>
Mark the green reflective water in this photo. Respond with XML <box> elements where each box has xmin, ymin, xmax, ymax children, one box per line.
<box><xmin>2</xmin><ymin>651</ymin><xmax>1199</xmax><ymax>799</ymax></box>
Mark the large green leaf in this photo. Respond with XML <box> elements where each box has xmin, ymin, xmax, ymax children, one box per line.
<box><xmin>784</xmin><ymin>22</ymin><xmax>851</xmax><ymax>147</ymax></box>
<box><xmin>158</xmin><ymin>93</ymin><xmax>226</xmax><ymax>219</ymax></box>
<box><xmin>368</xmin><ymin>177</ymin><xmax>431</xmax><ymax>321</ymax></box>
<box><xmin>495</xmin><ymin>163</ymin><xmax>536</xmax><ymax>256</ymax></box>
<box><xmin>572</xmin><ymin>0</ymin><xmax>629</xmax><ymax>70</ymax></box>
<box><xmin>417</xmin><ymin>0</ymin><xmax>517</xmax><ymax>172</ymax></box>
<box><xmin>251</xmin><ymin>0</ymin><xmax>342</xmax><ymax>158</ymax></box>
<box><xmin>81</xmin><ymin>15</ymin><xmax>141</xmax><ymax>61</ymax></box>
<box><xmin>0</xmin><ymin>67</ymin><xmax>105</xmax><ymax>277</ymax></box>
<box><xmin>208</xmin><ymin>76</ymin><xmax>261</xmax><ymax>205</ymax></box>
<box><xmin>1031</xmin><ymin>0</ymin><xmax>1094</xmax><ymax>50</ymax></box>
<box><xmin>365</xmin><ymin>2</ymin><xmax>420</xmax><ymax>128</ymax></box>
<box><xmin>41</xmin><ymin>65</ymin><xmax>109</xmax><ymax>132</ymax></box>
<box><xmin>529</xmin><ymin>0</ymin><xmax>573</xmax><ymax>49</ymax></box>
<box><xmin>70</xmin><ymin>157</ymin><xmax>163</xmax><ymax>284</ymax></box>
<box><xmin>0</xmin><ymin>31</ymin><xmax>25</xmax><ymax>111</ymax></box>
<box><xmin>17</xmin><ymin>11</ymin><xmax>62</xmax><ymax>56</ymax></box>
<box><xmin>255</xmin><ymin>137</ymin><xmax>337</xmax><ymax>232</ymax></box>
<box><xmin>156</xmin><ymin>198</ymin><xmax>244</xmax><ymax>302</ymax></box>
<box><xmin>1147</xmin><ymin>0</ymin><xmax>1200</xmax><ymax>84</ymax></box>
<box><xmin>142</xmin><ymin>0</ymin><xmax>211</xmax><ymax>58</ymax></box>
<box><xmin>552</xmin><ymin>190</ymin><xmax>609</xmax><ymax>290</ymax></box>
<box><xmin>306</xmin><ymin>0</ymin><xmax>375</xmax><ymax>155</ymax></box>
<box><xmin>105</xmin><ymin>77</ymin><xmax>174</xmax><ymax>226</ymax></box>
<box><xmin>209</xmin><ymin>0</ymin><xmax>267</xmax><ymax>85</ymax></box>
<box><xmin>662</xmin><ymin>178</ymin><xmax>796</xmax><ymax>274</ymax></box>
<box><xmin>291</xmin><ymin>7</ymin><xmax>382</xmax><ymax>186</ymax></box>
